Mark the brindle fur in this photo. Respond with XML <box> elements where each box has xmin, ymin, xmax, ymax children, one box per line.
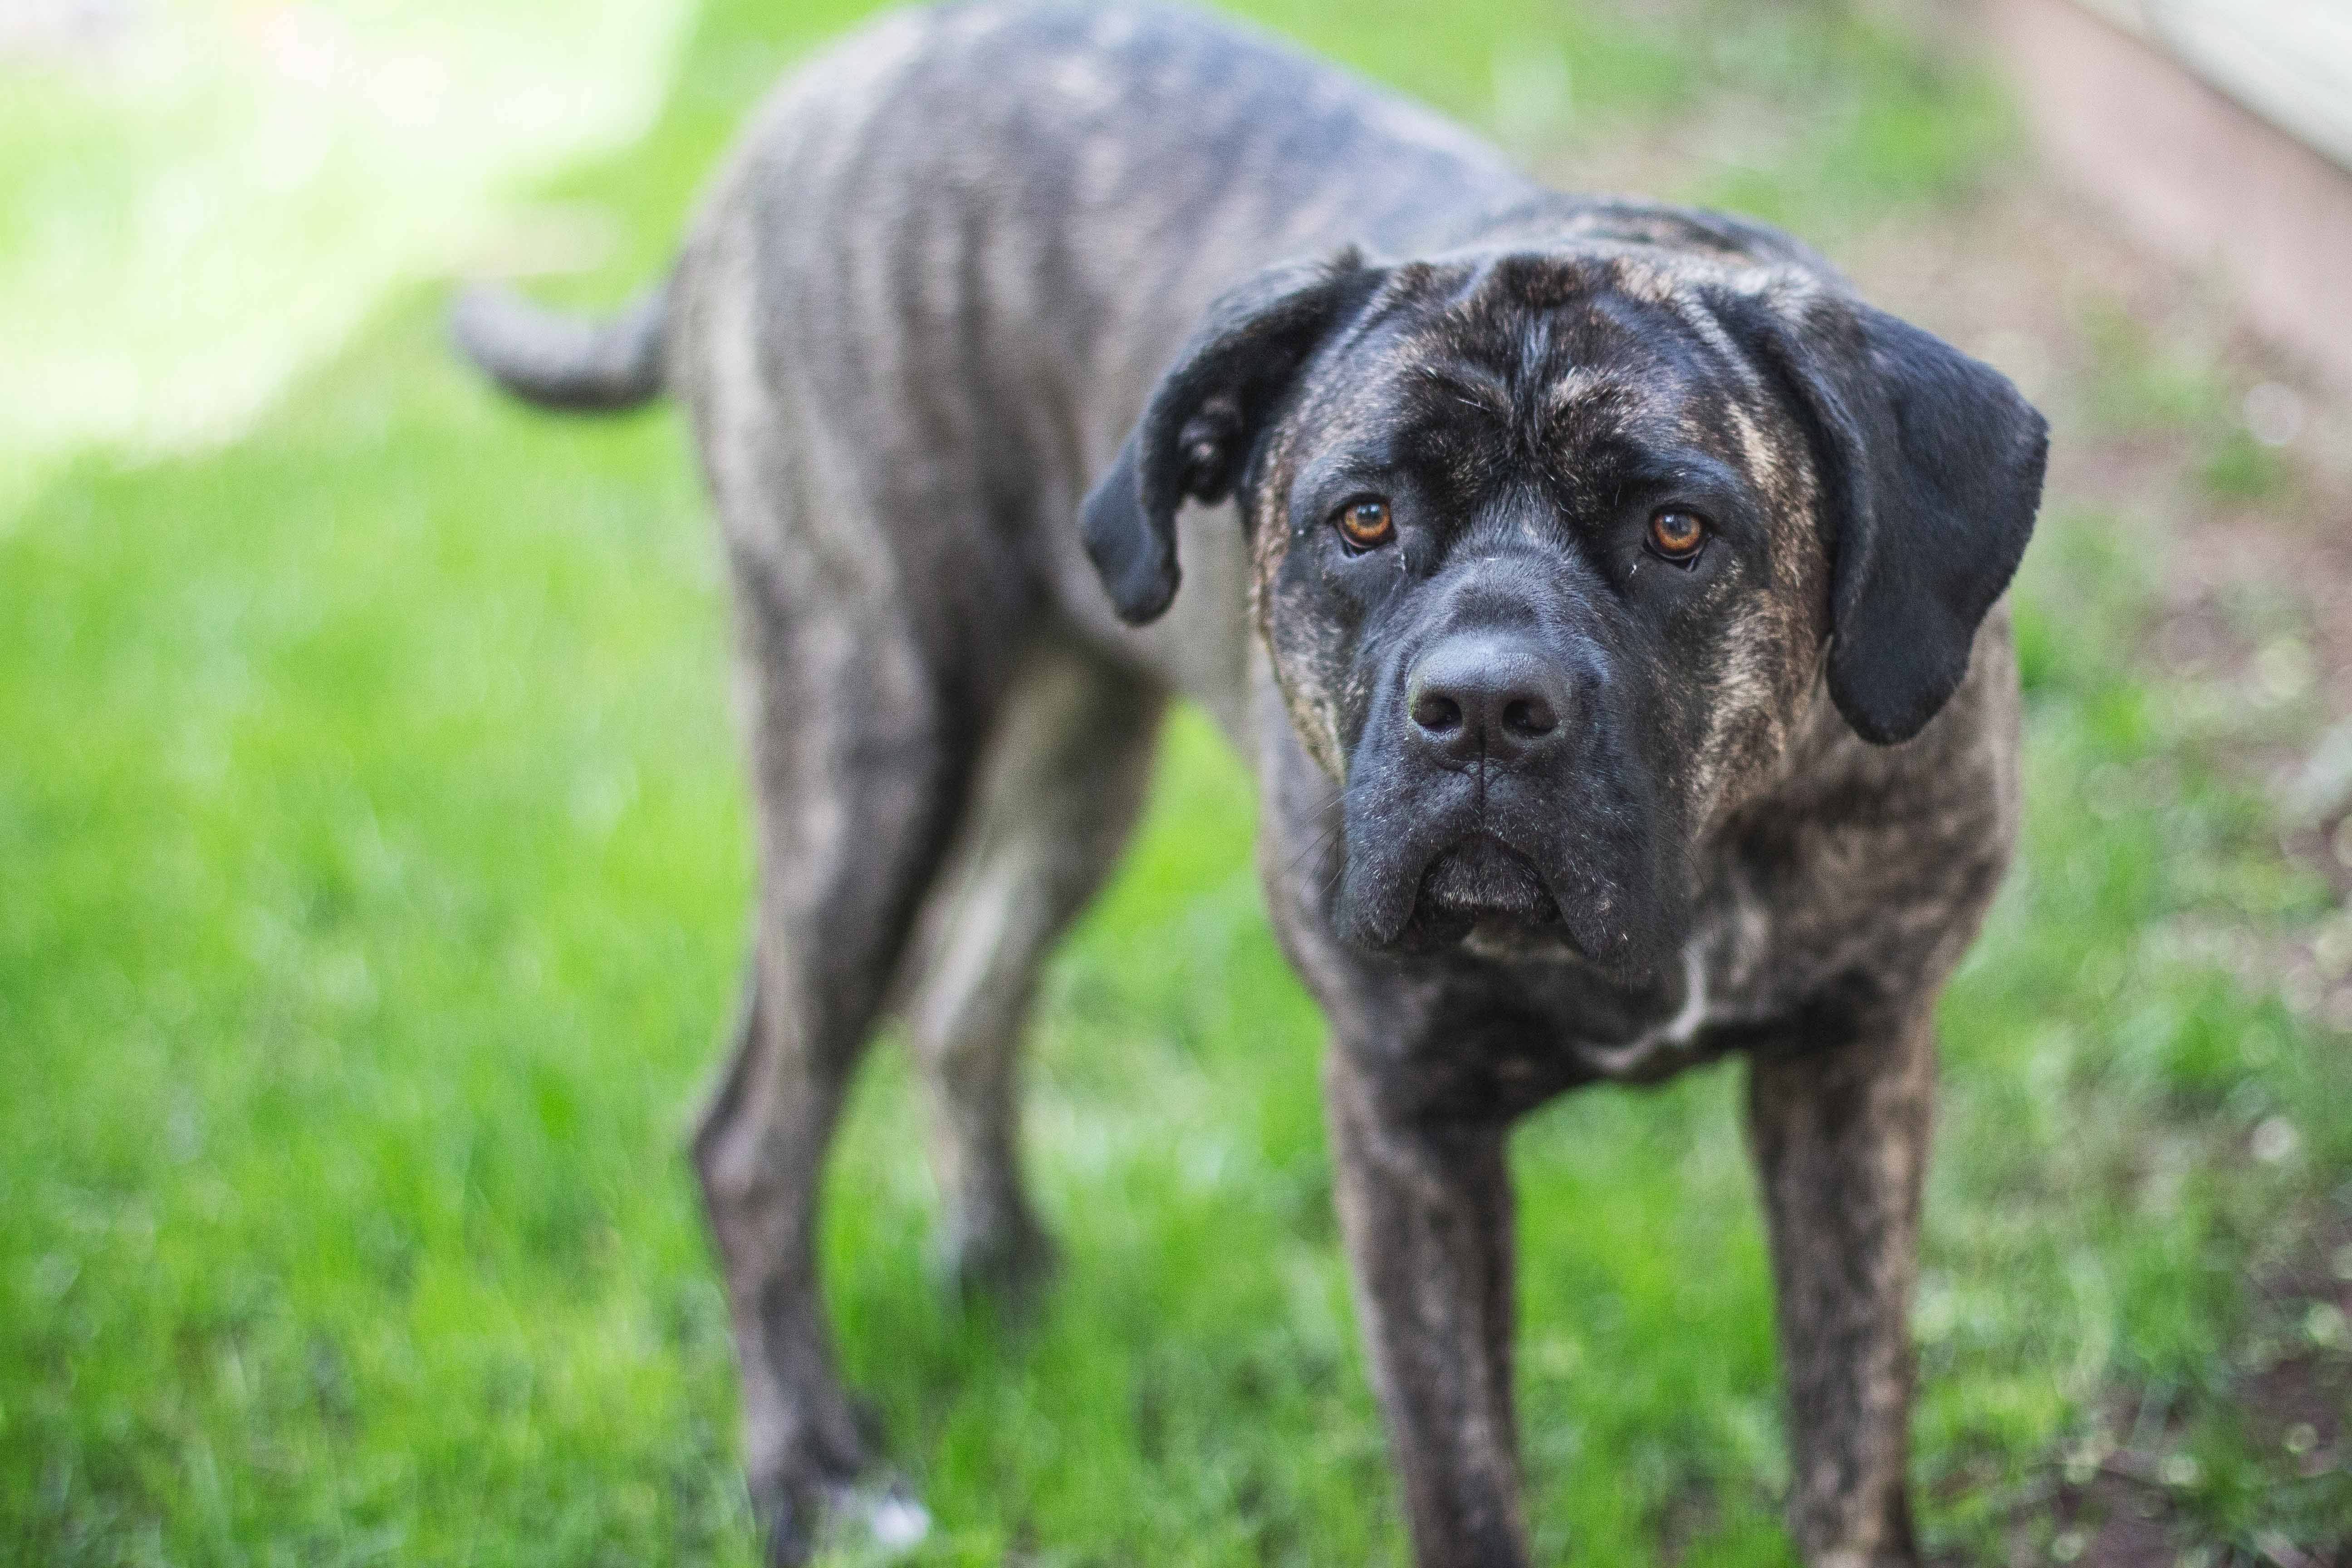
<box><xmin>451</xmin><ymin>5</ymin><xmax>2045</xmax><ymax>1563</ymax></box>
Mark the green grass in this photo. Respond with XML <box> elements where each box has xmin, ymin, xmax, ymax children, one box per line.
<box><xmin>0</xmin><ymin>0</ymin><xmax>691</xmax><ymax>506</ymax></box>
<box><xmin>5</xmin><ymin>1</ymin><xmax>2349</xmax><ymax>1564</ymax></box>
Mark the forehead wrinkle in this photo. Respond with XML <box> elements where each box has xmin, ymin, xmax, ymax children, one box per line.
<box><xmin>1513</xmin><ymin>309</ymin><xmax>1558</xmax><ymax>395</ymax></box>
<box><xmin>1383</xmin><ymin>255</ymin><xmax>1785</xmax><ymax>504</ymax></box>
<box><xmin>1324</xmin><ymin>261</ymin><xmax>1473</xmax><ymax>366</ymax></box>
<box><xmin>1589</xmin><ymin>251</ymin><xmax>1805</xmax><ymax>417</ymax></box>
<box><xmin>1725</xmin><ymin>402</ymin><xmax>1774</xmax><ymax>481</ymax></box>
<box><xmin>1539</xmin><ymin>381</ymin><xmax>1649</xmax><ymax>474</ymax></box>
<box><xmin>1433</xmin><ymin>251</ymin><xmax>1596</xmax><ymax>339</ymax></box>
<box><xmin>1404</xmin><ymin>360</ymin><xmax>1514</xmax><ymax>421</ymax></box>
<box><xmin>1550</xmin><ymin>293</ymin><xmax>1774</xmax><ymax>479</ymax></box>
<box><xmin>1543</xmin><ymin>365</ymin><xmax>1619</xmax><ymax>419</ymax></box>
<box><xmin>1388</xmin><ymin>258</ymin><xmax>1486</xmax><ymax>316</ymax></box>
<box><xmin>1656</xmin><ymin>289</ymin><xmax>1767</xmax><ymax>405</ymax></box>
<box><xmin>1478</xmin><ymin>294</ymin><xmax>1642</xmax><ymax>453</ymax></box>
<box><xmin>1599</xmin><ymin>253</ymin><xmax>1681</xmax><ymax>308</ymax></box>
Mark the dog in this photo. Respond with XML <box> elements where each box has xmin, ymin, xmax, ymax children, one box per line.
<box><xmin>453</xmin><ymin>3</ymin><xmax>2046</xmax><ymax>1562</ymax></box>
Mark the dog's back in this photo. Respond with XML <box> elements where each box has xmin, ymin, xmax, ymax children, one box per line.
<box><xmin>464</xmin><ymin>4</ymin><xmax>1535</xmax><ymax>712</ymax></box>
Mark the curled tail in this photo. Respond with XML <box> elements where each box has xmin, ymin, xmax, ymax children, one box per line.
<box><xmin>449</xmin><ymin>280</ymin><xmax>670</xmax><ymax>412</ymax></box>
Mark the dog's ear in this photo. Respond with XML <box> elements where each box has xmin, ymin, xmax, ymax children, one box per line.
<box><xmin>1081</xmin><ymin>249</ymin><xmax>1380</xmax><ymax>624</ymax></box>
<box><xmin>1753</xmin><ymin>294</ymin><xmax>2048</xmax><ymax>745</ymax></box>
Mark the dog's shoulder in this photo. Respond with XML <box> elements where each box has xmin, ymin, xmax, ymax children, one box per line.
<box><xmin>1700</xmin><ymin>603</ymin><xmax>2023</xmax><ymax>1034</ymax></box>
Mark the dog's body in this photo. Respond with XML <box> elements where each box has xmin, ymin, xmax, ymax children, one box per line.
<box><xmin>455</xmin><ymin>5</ymin><xmax>2045</xmax><ymax>1563</ymax></box>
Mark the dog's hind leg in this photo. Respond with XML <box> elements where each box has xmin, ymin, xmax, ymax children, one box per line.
<box><xmin>898</xmin><ymin>640</ymin><xmax>1161</xmax><ymax>1303</ymax></box>
<box><xmin>691</xmin><ymin>566</ymin><xmax>984</xmax><ymax>1564</ymax></box>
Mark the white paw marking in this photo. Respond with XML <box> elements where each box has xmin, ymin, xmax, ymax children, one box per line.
<box><xmin>866</xmin><ymin>1494</ymin><xmax>931</xmax><ymax>1553</ymax></box>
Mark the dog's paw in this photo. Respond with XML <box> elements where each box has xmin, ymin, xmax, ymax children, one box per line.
<box><xmin>816</xmin><ymin>1476</ymin><xmax>931</xmax><ymax>1562</ymax></box>
<box><xmin>756</xmin><ymin>1472</ymin><xmax>930</xmax><ymax>1567</ymax></box>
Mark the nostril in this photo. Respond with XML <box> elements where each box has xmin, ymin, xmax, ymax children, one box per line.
<box><xmin>1501</xmin><ymin>696</ymin><xmax>1556</xmax><ymax>738</ymax></box>
<box><xmin>1412</xmin><ymin>691</ymin><xmax>1463</xmax><ymax>734</ymax></box>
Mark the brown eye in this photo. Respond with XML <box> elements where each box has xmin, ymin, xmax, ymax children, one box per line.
<box><xmin>1646</xmin><ymin>508</ymin><xmax>1707</xmax><ymax>564</ymax></box>
<box><xmin>1334</xmin><ymin>497</ymin><xmax>1395</xmax><ymax>551</ymax></box>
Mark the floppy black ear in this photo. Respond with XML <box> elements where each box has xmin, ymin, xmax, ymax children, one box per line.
<box><xmin>1761</xmin><ymin>297</ymin><xmax>2048</xmax><ymax>745</ymax></box>
<box><xmin>1080</xmin><ymin>249</ymin><xmax>1380</xmax><ymax>624</ymax></box>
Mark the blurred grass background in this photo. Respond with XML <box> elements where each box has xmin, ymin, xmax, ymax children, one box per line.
<box><xmin>0</xmin><ymin>0</ymin><xmax>691</xmax><ymax>512</ymax></box>
<box><xmin>3</xmin><ymin>1</ymin><xmax>2348</xmax><ymax>1564</ymax></box>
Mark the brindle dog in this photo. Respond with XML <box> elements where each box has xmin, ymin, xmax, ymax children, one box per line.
<box><xmin>453</xmin><ymin>3</ymin><xmax>2046</xmax><ymax>1563</ymax></box>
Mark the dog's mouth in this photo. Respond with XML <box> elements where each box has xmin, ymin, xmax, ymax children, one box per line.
<box><xmin>1400</xmin><ymin>833</ymin><xmax>1563</xmax><ymax>946</ymax></box>
<box><xmin>1333</xmin><ymin>766</ymin><xmax>1675</xmax><ymax>978</ymax></box>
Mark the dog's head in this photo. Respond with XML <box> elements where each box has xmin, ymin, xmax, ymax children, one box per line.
<box><xmin>1081</xmin><ymin>232</ymin><xmax>2045</xmax><ymax>977</ymax></box>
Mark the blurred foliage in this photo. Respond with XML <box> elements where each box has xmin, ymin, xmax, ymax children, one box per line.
<box><xmin>3</xmin><ymin>0</ymin><xmax>2347</xmax><ymax>1565</ymax></box>
<box><xmin>0</xmin><ymin>0</ymin><xmax>689</xmax><ymax>494</ymax></box>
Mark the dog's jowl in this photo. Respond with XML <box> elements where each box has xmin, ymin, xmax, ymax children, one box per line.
<box><xmin>454</xmin><ymin>4</ymin><xmax>2046</xmax><ymax>1563</ymax></box>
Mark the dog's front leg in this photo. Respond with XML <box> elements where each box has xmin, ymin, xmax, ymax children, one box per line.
<box><xmin>1325</xmin><ymin>1046</ymin><xmax>1530</xmax><ymax>1568</ymax></box>
<box><xmin>1745</xmin><ymin>1013</ymin><xmax>1935</xmax><ymax>1568</ymax></box>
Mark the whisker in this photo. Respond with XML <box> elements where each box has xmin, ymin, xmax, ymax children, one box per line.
<box><xmin>1282</xmin><ymin>815</ymin><xmax>1345</xmax><ymax>877</ymax></box>
<box><xmin>1317</xmin><ymin>856</ymin><xmax>1352</xmax><ymax>901</ymax></box>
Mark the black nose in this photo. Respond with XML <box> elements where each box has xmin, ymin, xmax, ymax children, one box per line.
<box><xmin>1405</xmin><ymin>634</ymin><xmax>1576</xmax><ymax>766</ymax></box>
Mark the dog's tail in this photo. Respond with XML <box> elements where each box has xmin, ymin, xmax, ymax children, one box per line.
<box><xmin>448</xmin><ymin>280</ymin><xmax>669</xmax><ymax>413</ymax></box>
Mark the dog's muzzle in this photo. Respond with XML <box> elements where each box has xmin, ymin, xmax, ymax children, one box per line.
<box><xmin>1330</xmin><ymin>625</ymin><xmax>1675</xmax><ymax>977</ymax></box>
<box><xmin>1399</xmin><ymin>630</ymin><xmax>1578</xmax><ymax>928</ymax></box>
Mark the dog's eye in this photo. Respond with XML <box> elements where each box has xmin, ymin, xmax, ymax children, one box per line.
<box><xmin>1334</xmin><ymin>498</ymin><xmax>1395</xmax><ymax>551</ymax></box>
<box><xmin>1645</xmin><ymin>508</ymin><xmax>1708</xmax><ymax>565</ymax></box>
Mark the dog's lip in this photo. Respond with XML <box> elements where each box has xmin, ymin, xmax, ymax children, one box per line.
<box><xmin>1414</xmin><ymin>833</ymin><xmax>1562</xmax><ymax>926</ymax></box>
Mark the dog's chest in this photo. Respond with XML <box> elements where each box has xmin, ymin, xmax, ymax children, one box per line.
<box><xmin>1461</xmin><ymin>877</ymin><xmax>1778</xmax><ymax>1086</ymax></box>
